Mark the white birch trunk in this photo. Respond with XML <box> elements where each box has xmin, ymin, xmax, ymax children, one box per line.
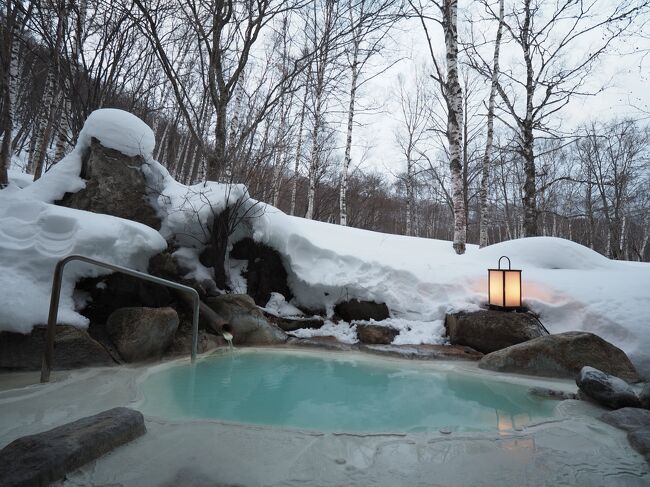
<box><xmin>478</xmin><ymin>0</ymin><xmax>504</xmax><ymax>248</ymax></box>
<box><xmin>443</xmin><ymin>0</ymin><xmax>466</xmax><ymax>254</ymax></box>
<box><xmin>290</xmin><ymin>67</ymin><xmax>311</xmax><ymax>216</ymax></box>
<box><xmin>1</xmin><ymin>8</ymin><xmax>21</xmax><ymax>186</ymax></box>
<box><xmin>340</xmin><ymin>44</ymin><xmax>359</xmax><ymax>227</ymax></box>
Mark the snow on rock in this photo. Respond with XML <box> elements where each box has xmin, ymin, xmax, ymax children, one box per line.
<box><xmin>77</xmin><ymin>108</ymin><xmax>155</xmax><ymax>159</ymax></box>
<box><xmin>263</xmin><ymin>292</ymin><xmax>305</xmax><ymax>318</ymax></box>
<box><xmin>289</xmin><ymin>320</ymin><xmax>358</xmax><ymax>344</ymax></box>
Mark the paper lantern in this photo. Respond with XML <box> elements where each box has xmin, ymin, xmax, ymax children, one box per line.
<box><xmin>488</xmin><ymin>256</ymin><xmax>522</xmax><ymax>309</ymax></box>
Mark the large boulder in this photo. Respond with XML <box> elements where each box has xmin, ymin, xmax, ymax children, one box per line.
<box><xmin>0</xmin><ymin>325</ymin><xmax>115</xmax><ymax>371</ymax></box>
<box><xmin>166</xmin><ymin>319</ymin><xmax>224</xmax><ymax>357</ymax></box>
<box><xmin>0</xmin><ymin>407</ymin><xmax>145</xmax><ymax>487</ymax></box>
<box><xmin>576</xmin><ymin>366</ymin><xmax>641</xmax><ymax>409</ymax></box>
<box><xmin>334</xmin><ymin>299</ymin><xmax>389</xmax><ymax>322</ymax></box>
<box><xmin>444</xmin><ymin>310</ymin><xmax>547</xmax><ymax>354</ymax></box>
<box><xmin>479</xmin><ymin>331</ymin><xmax>639</xmax><ymax>381</ymax></box>
<box><xmin>229</xmin><ymin>238</ymin><xmax>293</xmax><ymax>306</ymax></box>
<box><xmin>60</xmin><ymin>137</ymin><xmax>160</xmax><ymax>229</ymax></box>
<box><xmin>204</xmin><ymin>294</ymin><xmax>287</xmax><ymax>345</ymax></box>
<box><xmin>356</xmin><ymin>323</ymin><xmax>399</xmax><ymax>344</ymax></box>
<box><xmin>106</xmin><ymin>307</ymin><xmax>179</xmax><ymax>362</ymax></box>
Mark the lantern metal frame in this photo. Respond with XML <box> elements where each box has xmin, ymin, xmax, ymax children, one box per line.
<box><xmin>488</xmin><ymin>255</ymin><xmax>522</xmax><ymax>310</ymax></box>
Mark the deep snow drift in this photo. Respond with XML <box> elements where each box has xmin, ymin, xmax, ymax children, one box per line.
<box><xmin>2</xmin><ymin>109</ymin><xmax>649</xmax><ymax>375</ymax></box>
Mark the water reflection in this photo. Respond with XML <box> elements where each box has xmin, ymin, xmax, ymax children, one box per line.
<box><xmin>140</xmin><ymin>352</ymin><xmax>556</xmax><ymax>432</ymax></box>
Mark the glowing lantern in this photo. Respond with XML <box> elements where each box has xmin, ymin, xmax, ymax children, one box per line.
<box><xmin>488</xmin><ymin>256</ymin><xmax>522</xmax><ymax>309</ymax></box>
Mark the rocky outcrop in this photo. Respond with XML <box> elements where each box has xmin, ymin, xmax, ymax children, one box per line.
<box><xmin>106</xmin><ymin>307</ymin><xmax>179</xmax><ymax>362</ymax></box>
<box><xmin>0</xmin><ymin>407</ymin><xmax>145</xmax><ymax>487</ymax></box>
<box><xmin>600</xmin><ymin>408</ymin><xmax>650</xmax><ymax>464</ymax></box>
<box><xmin>444</xmin><ymin>310</ymin><xmax>547</xmax><ymax>354</ymax></box>
<box><xmin>204</xmin><ymin>294</ymin><xmax>287</xmax><ymax>345</ymax></box>
<box><xmin>478</xmin><ymin>331</ymin><xmax>639</xmax><ymax>381</ymax></box>
<box><xmin>0</xmin><ymin>325</ymin><xmax>115</xmax><ymax>371</ymax></box>
<box><xmin>229</xmin><ymin>238</ymin><xmax>293</xmax><ymax>306</ymax></box>
<box><xmin>576</xmin><ymin>366</ymin><xmax>641</xmax><ymax>409</ymax></box>
<box><xmin>60</xmin><ymin>137</ymin><xmax>160</xmax><ymax>229</ymax></box>
<box><xmin>356</xmin><ymin>323</ymin><xmax>399</xmax><ymax>344</ymax></box>
<box><xmin>334</xmin><ymin>299</ymin><xmax>389</xmax><ymax>322</ymax></box>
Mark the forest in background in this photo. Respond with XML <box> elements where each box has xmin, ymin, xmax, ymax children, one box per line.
<box><xmin>1</xmin><ymin>0</ymin><xmax>649</xmax><ymax>261</ymax></box>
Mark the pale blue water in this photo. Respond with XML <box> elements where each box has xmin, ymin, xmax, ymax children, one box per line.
<box><xmin>138</xmin><ymin>350</ymin><xmax>557</xmax><ymax>433</ymax></box>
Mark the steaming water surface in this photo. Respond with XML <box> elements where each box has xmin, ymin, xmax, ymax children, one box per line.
<box><xmin>139</xmin><ymin>350</ymin><xmax>557</xmax><ymax>433</ymax></box>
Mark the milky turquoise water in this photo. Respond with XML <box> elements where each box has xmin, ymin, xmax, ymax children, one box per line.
<box><xmin>138</xmin><ymin>350</ymin><xmax>557</xmax><ymax>433</ymax></box>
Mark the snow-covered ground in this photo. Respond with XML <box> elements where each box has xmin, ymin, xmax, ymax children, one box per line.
<box><xmin>2</xmin><ymin>109</ymin><xmax>649</xmax><ymax>375</ymax></box>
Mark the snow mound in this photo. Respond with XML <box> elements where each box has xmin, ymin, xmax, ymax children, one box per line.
<box><xmin>480</xmin><ymin>237</ymin><xmax>612</xmax><ymax>270</ymax></box>
<box><xmin>78</xmin><ymin>108</ymin><xmax>155</xmax><ymax>159</ymax></box>
<box><xmin>248</xmin><ymin>207</ymin><xmax>650</xmax><ymax>376</ymax></box>
<box><xmin>0</xmin><ymin>199</ymin><xmax>165</xmax><ymax>333</ymax></box>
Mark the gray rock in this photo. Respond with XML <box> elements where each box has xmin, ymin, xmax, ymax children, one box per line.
<box><xmin>528</xmin><ymin>387</ymin><xmax>579</xmax><ymax>401</ymax></box>
<box><xmin>358</xmin><ymin>344</ymin><xmax>483</xmax><ymax>361</ymax></box>
<box><xmin>0</xmin><ymin>407</ymin><xmax>145</xmax><ymax>487</ymax></box>
<box><xmin>60</xmin><ymin>138</ymin><xmax>160</xmax><ymax>229</ymax></box>
<box><xmin>445</xmin><ymin>310</ymin><xmax>547</xmax><ymax>354</ymax></box>
<box><xmin>268</xmin><ymin>314</ymin><xmax>325</xmax><ymax>332</ymax></box>
<box><xmin>0</xmin><ymin>325</ymin><xmax>115</xmax><ymax>371</ymax></box>
<box><xmin>334</xmin><ymin>299</ymin><xmax>389</xmax><ymax>322</ymax></box>
<box><xmin>205</xmin><ymin>294</ymin><xmax>287</xmax><ymax>345</ymax></box>
<box><xmin>576</xmin><ymin>366</ymin><xmax>641</xmax><ymax>409</ymax></box>
<box><xmin>356</xmin><ymin>323</ymin><xmax>399</xmax><ymax>344</ymax></box>
<box><xmin>639</xmin><ymin>382</ymin><xmax>650</xmax><ymax>410</ymax></box>
<box><xmin>287</xmin><ymin>336</ymin><xmax>357</xmax><ymax>352</ymax></box>
<box><xmin>600</xmin><ymin>407</ymin><xmax>650</xmax><ymax>431</ymax></box>
<box><xmin>166</xmin><ymin>325</ymin><xmax>225</xmax><ymax>357</ymax></box>
<box><xmin>106</xmin><ymin>307</ymin><xmax>179</xmax><ymax>362</ymax></box>
<box><xmin>628</xmin><ymin>429</ymin><xmax>650</xmax><ymax>463</ymax></box>
<box><xmin>479</xmin><ymin>331</ymin><xmax>639</xmax><ymax>381</ymax></box>
<box><xmin>600</xmin><ymin>407</ymin><xmax>650</xmax><ymax>464</ymax></box>
<box><xmin>229</xmin><ymin>238</ymin><xmax>293</xmax><ymax>306</ymax></box>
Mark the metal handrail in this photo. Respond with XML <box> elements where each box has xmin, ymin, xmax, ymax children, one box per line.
<box><xmin>40</xmin><ymin>255</ymin><xmax>200</xmax><ymax>383</ymax></box>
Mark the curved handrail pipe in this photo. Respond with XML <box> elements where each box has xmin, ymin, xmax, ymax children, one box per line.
<box><xmin>40</xmin><ymin>255</ymin><xmax>200</xmax><ymax>383</ymax></box>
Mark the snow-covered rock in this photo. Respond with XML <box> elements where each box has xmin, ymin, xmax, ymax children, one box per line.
<box><xmin>577</xmin><ymin>366</ymin><xmax>641</xmax><ymax>409</ymax></box>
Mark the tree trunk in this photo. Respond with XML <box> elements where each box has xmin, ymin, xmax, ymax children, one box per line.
<box><xmin>478</xmin><ymin>0</ymin><xmax>504</xmax><ymax>248</ymax></box>
<box><xmin>443</xmin><ymin>0</ymin><xmax>466</xmax><ymax>254</ymax></box>
<box><xmin>340</xmin><ymin>42</ymin><xmax>359</xmax><ymax>226</ymax></box>
<box><xmin>290</xmin><ymin>68</ymin><xmax>310</xmax><ymax>216</ymax></box>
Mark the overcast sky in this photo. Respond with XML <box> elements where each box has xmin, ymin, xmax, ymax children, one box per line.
<box><xmin>345</xmin><ymin>7</ymin><xmax>650</xmax><ymax>179</ymax></box>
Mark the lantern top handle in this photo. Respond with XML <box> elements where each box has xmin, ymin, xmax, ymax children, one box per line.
<box><xmin>498</xmin><ymin>256</ymin><xmax>511</xmax><ymax>270</ymax></box>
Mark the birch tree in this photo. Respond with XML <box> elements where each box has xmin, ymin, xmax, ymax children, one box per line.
<box><xmin>339</xmin><ymin>0</ymin><xmax>400</xmax><ymax>226</ymax></box>
<box><xmin>0</xmin><ymin>0</ymin><xmax>24</xmax><ymax>187</ymax></box>
<box><xmin>471</xmin><ymin>0</ymin><xmax>648</xmax><ymax>237</ymax></box>
<box><xmin>305</xmin><ymin>0</ymin><xmax>337</xmax><ymax>220</ymax></box>
<box><xmin>477</xmin><ymin>0</ymin><xmax>503</xmax><ymax>248</ymax></box>
<box><xmin>409</xmin><ymin>0</ymin><xmax>466</xmax><ymax>253</ymax></box>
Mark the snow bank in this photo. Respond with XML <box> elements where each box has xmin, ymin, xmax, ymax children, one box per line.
<box><xmin>0</xmin><ymin>199</ymin><xmax>165</xmax><ymax>333</ymax></box>
<box><xmin>250</xmin><ymin>206</ymin><xmax>650</xmax><ymax>375</ymax></box>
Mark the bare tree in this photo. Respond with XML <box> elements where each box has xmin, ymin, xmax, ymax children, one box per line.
<box><xmin>470</xmin><ymin>0</ymin><xmax>649</xmax><ymax>237</ymax></box>
<box><xmin>409</xmin><ymin>0</ymin><xmax>466</xmax><ymax>254</ymax></box>
<box><xmin>477</xmin><ymin>0</ymin><xmax>503</xmax><ymax>247</ymax></box>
